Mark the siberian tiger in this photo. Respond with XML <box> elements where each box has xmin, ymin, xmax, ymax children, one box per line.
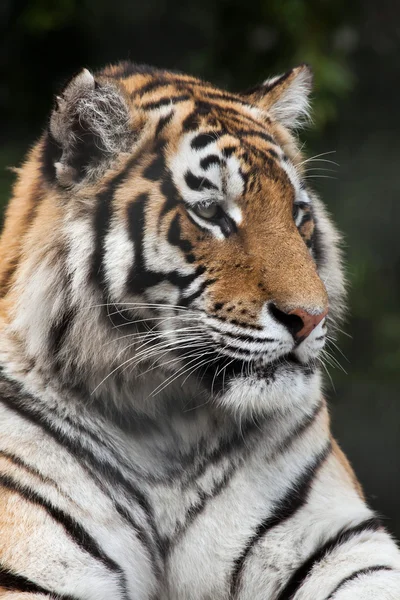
<box><xmin>0</xmin><ymin>61</ymin><xmax>399</xmax><ymax>600</ymax></box>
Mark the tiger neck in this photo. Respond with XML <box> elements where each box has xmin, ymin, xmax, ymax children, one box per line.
<box><xmin>0</xmin><ymin>348</ymin><xmax>324</xmax><ymax>482</ymax></box>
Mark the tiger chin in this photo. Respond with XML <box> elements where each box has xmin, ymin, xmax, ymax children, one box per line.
<box><xmin>0</xmin><ymin>61</ymin><xmax>399</xmax><ymax>600</ymax></box>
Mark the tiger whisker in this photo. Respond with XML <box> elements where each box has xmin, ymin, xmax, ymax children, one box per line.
<box><xmin>305</xmin><ymin>167</ymin><xmax>337</xmax><ymax>173</ymax></box>
<box><xmin>330</xmin><ymin>326</ymin><xmax>352</xmax><ymax>339</ymax></box>
<box><xmin>91</xmin><ymin>334</ymin><xmax>208</xmax><ymax>394</ymax></box>
<box><xmin>89</xmin><ymin>302</ymin><xmax>198</xmax><ymax>311</ymax></box>
<box><xmin>102</xmin><ymin>324</ymin><xmax>205</xmax><ymax>352</ymax></box>
<box><xmin>325</xmin><ymin>336</ymin><xmax>349</xmax><ymax>363</ymax></box>
<box><xmin>297</xmin><ymin>150</ymin><xmax>338</xmax><ymax>167</ymax></box>
<box><xmin>317</xmin><ymin>357</ymin><xmax>336</xmax><ymax>392</ymax></box>
<box><xmin>101</xmin><ymin>326</ymin><xmax>205</xmax><ymax>348</ymax></box>
<box><xmin>114</xmin><ymin>333</ymin><xmax>208</xmax><ymax>365</ymax></box>
<box><xmin>108</xmin><ymin>314</ymin><xmax>200</xmax><ymax>329</ymax></box>
<box><xmin>320</xmin><ymin>348</ymin><xmax>347</xmax><ymax>374</ymax></box>
<box><xmin>151</xmin><ymin>352</ymin><xmax>216</xmax><ymax>396</ymax></box>
<box><xmin>181</xmin><ymin>355</ymin><xmax>217</xmax><ymax>386</ymax></box>
<box><xmin>138</xmin><ymin>344</ymin><xmax>212</xmax><ymax>376</ymax></box>
<box><xmin>302</xmin><ymin>175</ymin><xmax>337</xmax><ymax>180</ymax></box>
<box><xmin>303</xmin><ymin>158</ymin><xmax>340</xmax><ymax>167</ymax></box>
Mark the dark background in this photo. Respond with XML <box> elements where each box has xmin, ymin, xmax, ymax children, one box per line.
<box><xmin>1</xmin><ymin>1</ymin><xmax>399</xmax><ymax>535</ymax></box>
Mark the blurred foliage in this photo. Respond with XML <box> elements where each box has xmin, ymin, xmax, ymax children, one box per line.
<box><xmin>0</xmin><ymin>0</ymin><xmax>360</xmax><ymax>222</ymax></box>
<box><xmin>1</xmin><ymin>0</ymin><xmax>400</xmax><ymax>532</ymax></box>
<box><xmin>1</xmin><ymin>0</ymin><xmax>358</xmax><ymax>130</ymax></box>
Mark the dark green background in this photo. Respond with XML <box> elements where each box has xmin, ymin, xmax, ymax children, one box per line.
<box><xmin>1</xmin><ymin>0</ymin><xmax>399</xmax><ymax>535</ymax></box>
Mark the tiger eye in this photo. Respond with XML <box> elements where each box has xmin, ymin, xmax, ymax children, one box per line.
<box><xmin>194</xmin><ymin>203</ymin><xmax>218</xmax><ymax>220</ymax></box>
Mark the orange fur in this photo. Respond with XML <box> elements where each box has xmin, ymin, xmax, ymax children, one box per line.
<box><xmin>332</xmin><ymin>438</ymin><xmax>365</xmax><ymax>499</ymax></box>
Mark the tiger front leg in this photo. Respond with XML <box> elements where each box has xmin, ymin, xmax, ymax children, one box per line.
<box><xmin>234</xmin><ymin>443</ymin><xmax>400</xmax><ymax>600</ymax></box>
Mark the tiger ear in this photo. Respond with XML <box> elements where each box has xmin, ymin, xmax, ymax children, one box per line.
<box><xmin>243</xmin><ymin>64</ymin><xmax>313</xmax><ymax>129</ymax></box>
<box><xmin>47</xmin><ymin>69</ymin><xmax>132</xmax><ymax>186</ymax></box>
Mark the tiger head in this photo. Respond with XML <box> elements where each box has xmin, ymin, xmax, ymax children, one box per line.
<box><xmin>0</xmin><ymin>62</ymin><xmax>345</xmax><ymax>416</ymax></box>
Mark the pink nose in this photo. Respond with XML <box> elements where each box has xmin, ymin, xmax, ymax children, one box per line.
<box><xmin>288</xmin><ymin>308</ymin><xmax>328</xmax><ymax>340</ymax></box>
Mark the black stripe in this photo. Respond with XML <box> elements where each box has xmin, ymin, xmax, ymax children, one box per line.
<box><xmin>239</xmin><ymin>129</ymin><xmax>276</xmax><ymax>145</ymax></box>
<box><xmin>1</xmin><ymin>387</ymin><xmax>156</xmax><ymax>516</ymax></box>
<box><xmin>243</xmin><ymin>71</ymin><xmax>293</xmax><ymax>99</ymax></box>
<box><xmin>155</xmin><ymin>112</ymin><xmax>174</xmax><ymax>136</ymax></box>
<box><xmin>210</xmin><ymin>314</ymin><xmax>262</xmax><ymax>331</ymax></box>
<box><xmin>167</xmin><ymin>213</ymin><xmax>194</xmax><ymax>256</ymax></box>
<box><xmin>233</xmin><ymin>136</ymin><xmax>278</xmax><ymax>167</ymax></box>
<box><xmin>310</xmin><ymin>210</ymin><xmax>326</xmax><ymax>268</ymax></box>
<box><xmin>104</xmin><ymin>61</ymin><xmax>160</xmax><ymax>80</ymax></box>
<box><xmin>191</xmin><ymin>133</ymin><xmax>215</xmax><ymax>150</ymax></box>
<box><xmin>263</xmin><ymin>69</ymin><xmax>293</xmax><ymax>91</ymax></box>
<box><xmin>208</xmin><ymin>324</ymin><xmax>275</xmax><ymax>345</ymax></box>
<box><xmin>182</xmin><ymin>109</ymin><xmax>201</xmax><ymax>132</ymax></box>
<box><xmin>48</xmin><ymin>305</ymin><xmax>76</xmax><ymax>360</ymax></box>
<box><xmin>231</xmin><ymin>443</ymin><xmax>331</xmax><ymax>597</ymax></box>
<box><xmin>0</xmin><ymin>380</ymin><xmax>160</xmax><ymax>571</ymax></box>
<box><xmin>202</xmin><ymin>91</ymin><xmax>252</xmax><ymax>107</ymax></box>
<box><xmin>182</xmin><ymin>100</ymin><xmax>219</xmax><ymax>130</ymax></box>
<box><xmin>126</xmin><ymin>193</ymin><xmax>162</xmax><ymax>294</ymax></box>
<box><xmin>0</xmin><ymin>473</ymin><xmax>129</xmax><ymax>598</ymax></box>
<box><xmin>165</xmin><ymin>403</ymin><xmax>325</xmax><ymax>558</ymax></box>
<box><xmin>181</xmin><ymin>97</ymin><xmax>264</xmax><ymax>134</ymax></box>
<box><xmin>143</xmin><ymin>153</ymin><xmax>166</xmax><ymax>181</ymax></box>
<box><xmin>185</xmin><ymin>402</ymin><xmax>322</xmax><ymax>491</ymax></box>
<box><xmin>0</xmin><ymin>446</ymin><xmax>157</xmax><ymax>571</ymax></box>
<box><xmin>275</xmin><ymin>516</ymin><xmax>382</xmax><ymax>600</ymax></box>
<box><xmin>141</xmin><ymin>94</ymin><xmax>191</xmax><ymax>110</ymax></box>
<box><xmin>159</xmin><ymin>168</ymin><xmax>183</xmax><ymax>219</ymax></box>
<box><xmin>0</xmin><ymin>449</ymin><xmax>61</xmax><ymax>489</ymax></box>
<box><xmin>179</xmin><ymin>277</ymin><xmax>216</xmax><ymax>307</ymax></box>
<box><xmin>326</xmin><ymin>565</ymin><xmax>393</xmax><ymax>599</ymax></box>
<box><xmin>213</xmin><ymin>104</ymin><xmax>265</xmax><ymax>127</ymax></box>
<box><xmin>134</xmin><ymin>77</ymin><xmax>173</xmax><ymax>96</ymax></box>
<box><xmin>126</xmin><ymin>193</ymin><xmax>204</xmax><ymax>296</ymax></box>
<box><xmin>0</xmin><ymin>564</ymin><xmax>79</xmax><ymax>599</ymax></box>
<box><xmin>184</xmin><ymin>171</ymin><xmax>218</xmax><ymax>191</ymax></box>
<box><xmin>91</xmin><ymin>155</ymin><xmax>141</xmax><ymax>289</ymax></box>
<box><xmin>200</xmin><ymin>155</ymin><xmax>221</xmax><ymax>170</ymax></box>
<box><xmin>134</xmin><ymin>76</ymin><xmax>200</xmax><ymax>97</ymax></box>
<box><xmin>213</xmin><ymin>343</ymin><xmax>268</xmax><ymax>358</ymax></box>
<box><xmin>179</xmin><ymin>419</ymin><xmax>262</xmax><ymax>486</ymax></box>
<box><xmin>0</xmin><ymin>448</ymin><xmax>149</xmax><ymax>579</ymax></box>
<box><xmin>222</xmin><ymin>146</ymin><xmax>236</xmax><ymax>158</ymax></box>
<box><xmin>161</xmin><ymin>461</ymin><xmax>238</xmax><ymax>556</ymax></box>
<box><xmin>272</xmin><ymin>401</ymin><xmax>324</xmax><ymax>458</ymax></box>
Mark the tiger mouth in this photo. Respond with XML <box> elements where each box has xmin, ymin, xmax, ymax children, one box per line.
<box><xmin>204</xmin><ymin>352</ymin><xmax>302</xmax><ymax>376</ymax></box>
<box><xmin>192</xmin><ymin>351</ymin><xmax>317</xmax><ymax>395</ymax></box>
<box><xmin>173</xmin><ymin>341</ymin><xmax>310</xmax><ymax>387</ymax></box>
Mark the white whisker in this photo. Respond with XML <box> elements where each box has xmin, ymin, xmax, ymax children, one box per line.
<box><xmin>151</xmin><ymin>352</ymin><xmax>215</xmax><ymax>396</ymax></box>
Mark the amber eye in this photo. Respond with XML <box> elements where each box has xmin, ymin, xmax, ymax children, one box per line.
<box><xmin>193</xmin><ymin>203</ymin><xmax>218</xmax><ymax>220</ymax></box>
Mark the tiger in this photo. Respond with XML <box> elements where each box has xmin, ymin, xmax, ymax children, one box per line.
<box><xmin>0</xmin><ymin>59</ymin><xmax>399</xmax><ymax>600</ymax></box>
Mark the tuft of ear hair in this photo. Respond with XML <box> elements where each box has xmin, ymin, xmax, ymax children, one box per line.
<box><xmin>244</xmin><ymin>64</ymin><xmax>313</xmax><ymax>129</ymax></box>
<box><xmin>47</xmin><ymin>68</ymin><xmax>132</xmax><ymax>186</ymax></box>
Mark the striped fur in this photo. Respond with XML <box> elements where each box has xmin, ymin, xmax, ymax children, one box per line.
<box><xmin>0</xmin><ymin>62</ymin><xmax>399</xmax><ymax>599</ymax></box>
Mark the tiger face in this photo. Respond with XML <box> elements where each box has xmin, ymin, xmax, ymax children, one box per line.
<box><xmin>0</xmin><ymin>62</ymin><xmax>345</xmax><ymax>415</ymax></box>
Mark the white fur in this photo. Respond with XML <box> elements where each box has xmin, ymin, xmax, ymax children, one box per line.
<box><xmin>264</xmin><ymin>66</ymin><xmax>313</xmax><ymax>129</ymax></box>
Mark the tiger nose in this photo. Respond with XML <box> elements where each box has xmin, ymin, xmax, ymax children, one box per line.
<box><xmin>270</xmin><ymin>305</ymin><xmax>328</xmax><ymax>341</ymax></box>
